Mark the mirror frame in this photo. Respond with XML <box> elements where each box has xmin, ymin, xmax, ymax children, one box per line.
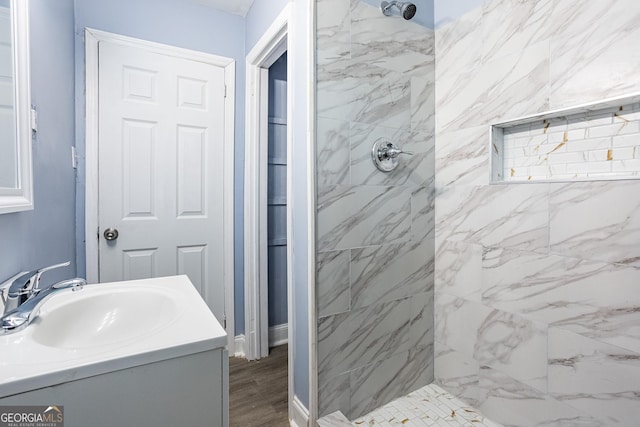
<box><xmin>0</xmin><ymin>0</ymin><xmax>32</xmax><ymax>214</ymax></box>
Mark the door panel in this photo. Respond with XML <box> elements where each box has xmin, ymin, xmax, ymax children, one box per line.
<box><xmin>98</xmin><ymin>41</ymin><xmax>226</xmax><ymax>324</ymax></box>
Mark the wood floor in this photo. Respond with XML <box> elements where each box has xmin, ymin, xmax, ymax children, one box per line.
<box><xmin>229</xmin><ymin>344</ymin><xmax>289</xmax><ymax>427</ymax></box>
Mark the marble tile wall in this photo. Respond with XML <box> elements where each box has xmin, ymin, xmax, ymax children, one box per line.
<box><xmin>434</xmin><ymin>0</ymin><xmax>640</xmax><ymax>426</ymax></box>
<box><xmin>315</xmin><ymin>0</ymin><xmax>436</xmax><ymax>420</ymax></box>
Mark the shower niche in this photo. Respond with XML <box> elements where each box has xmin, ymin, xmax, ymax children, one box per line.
<box><xmin>491</xmin><ymin>93</ymin><xmax>640</xmax><ymax>183</ymax></box>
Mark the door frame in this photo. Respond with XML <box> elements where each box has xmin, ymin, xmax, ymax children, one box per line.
<box><xmin>244</xmin><ymin>0</ymin><xmax>302</xmax><ymax>419</ymax></box>
<box><xmin>243</xmin><ymin>6</ymin><xmax>290</xmax><ymax>362</ymax></box>
<box><xmin>84</xmin><ymin>28</ymin><xmax>236</xmax><ymax>351</ymax></box>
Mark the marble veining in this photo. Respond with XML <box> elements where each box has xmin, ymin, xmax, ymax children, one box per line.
<box><xmin>316</xmin><ymin>250</ymin><xmax>351</xmax><ymax>318</ymax></box>
<box><xmin>474</xmin><ymin>310</ymin><xmax>547</xmax><ymax>393</ymax></box>
<box><xmin>480</xmin><ymin>0</ymin><xmax>552</xmax><ymax>61</ymax></box>
<box><xmin>409</xmin><ymin>291</ymin><xmax>435</xmax><ymax>351</ymax></box>
<box><xmin>435</xmin><ymin>125</ymin><xmax>489</xmax><ymax>188</ymax></box>
<box><xmin>434</xmin><ymin>0</ymin><xmax>640</xmax><ymax>425</ymax></box>
<box><xmin>317</xmin><ymin>296</ymin><xmax>413</xmax><ymax>382</ymax></box>
<box><xmin>315</xmin><ymin>0</ymin><xmax>434</xmax><ymax>420</ymax></box>
<box><xmin>318</xmin><ymin>371</ymin><xmax>351</xmax><ymax>419</ymax></box>
<box><xmin>435</xmin><ymin>184</ymin><xmax>549</xmax><ymax>252</ymax></box>
<box><xmin>549</xmin><ymin>181</ymin><xmax>640</xmax><ymax>267</ymax></box>
<box><xmin>317</xmin><ymin>117</ymin><xmax>351</xmax><ymax>188</ymax></box>
<box><xmin>482</xmin><ymin>247</ymin><xmax>640</xmax><ymax>354</ymax></box>
<box><xmin>435</xmin><ymin>342</ymin><xmax>482</xmax><ymax>407</ymax></box>
<box><xmin>349</xmin><ymin>345</ymin><xmax>434</xmax><ymax>418</ymax></box>
<box><xmin>435</xmin><ymin>7</ymin><xmax>483</xmax><ymax>82</ymax></box>
<box><xmin>317</xmin><ymin>185</ymin><xmax>412</xmax><ymax>252</ymax></box>
<box><xmin>411</xmin><ymin>76</ymin><xmax>436</xmax><ymax>135</ymax></box>
<box><xmin>351</xmin><ymin>0</ymin><xmax>435</xmax><ymax>79</ymax></box>
<box><xmin>350</xmin><ymin>240</ymin><xmax>433</xmax><ymax>309</ymax></box>
<box><xmin>410</xmin><ymin>185</ymin><xmax>436</xmax><ymax>241</ymax></box>
<box><xmin>317</xmin><ymin>58</ymin><xmax>411</xmax><ymax>129</ymax></box>
<box><xmin>548</xmin><ymin>0</ymin><xmax>640</xmax><ymax>108</ymax></box>
<box><xmin>436</xmin><ymin>41</ymin><xmax>549</xmax><ymax>134</ymax></box>
<box><xmin>548</xmin><ymin>328</ymin><xmax>640</xmax><ymax>426</ymax></box>
<box><xmin>478</xmin><ymin>366</ymin><xmax>605</xmax><ymax>427</ymax></box>
<box><xmin>435</xmin><ymin>240</ymin><xmax>482</xmax><ymax>301</ymax></box>
<box><xmin>435</xmin><ymin>293</ymin><xmax>493</xmax><ymax>359</ymax></box>
<box><xmin>316</xmin><ymin>0</ymin><xmax>351</xmax><ymax>64</ymax></box>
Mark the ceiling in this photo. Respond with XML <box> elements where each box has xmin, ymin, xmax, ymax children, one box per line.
<box><xmin>193</xmin><ymin>0</ymin><xmax>256</xmax><ymax>17</ymax></box>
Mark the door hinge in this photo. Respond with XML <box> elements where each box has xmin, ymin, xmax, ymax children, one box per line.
<box><xmin>223</xmin><ymin>315</ymin><xmax>227</xmax><ymax>329</ymax></box>
<box><xmin>224</xmin><ymin>84</ymin><xmax>227</xmax><ymax>98</ymax></box>
<box><xmin>97</xmin><ymin>227</ymin><xmax>100</xmax><ymax>240</ymax></box>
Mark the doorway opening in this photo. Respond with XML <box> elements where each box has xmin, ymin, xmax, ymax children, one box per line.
<box><xmin>266</xmin><ymin>52</ymin><xmax>288</xmax><ymax>352</ymax></box>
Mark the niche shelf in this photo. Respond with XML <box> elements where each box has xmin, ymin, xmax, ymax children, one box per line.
<box><xmin>490</xmin><ymin>92</ymin><xmax>640</xmax><ymax>183</ymax></box>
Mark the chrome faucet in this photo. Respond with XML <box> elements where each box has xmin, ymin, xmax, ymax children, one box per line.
<box><xmin>1</xmin><ymin>278</ymin><xmax>88</xmax><ymax>335</ymax></box>
<box><xmin>0</xmin><ymin>261</ymin><xmax>88</xmax><ymax>335</ymax></box>
<box><xmin>1</xmin><ymin>261</ymin><xmax>71</xmax><ymax>315</ymax></box>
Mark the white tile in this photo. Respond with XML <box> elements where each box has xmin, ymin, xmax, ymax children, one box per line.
<box><xmin>612</xmin><ymin>133</ymin><xmax>640</xmax><ymax>148</ymax></box>
<box><xmin>611</xmin><ymin>147</ymin><xmax>635</xmax><ymax>160</ymax></box>
<box><xmin>565</xmin><ymin>137</ymin><xmax>610</xmax><ymax>152</ymax></box>
<box><xmin>610</xmin><ymin>159</ymin><xmax>640</xmax><ymax>173</ymax></box>
<box><xmin>587</xmin><ymin>122</ymin><xmax>640</xmax><ymax>138</ymax></box>
<box><xmin>565</xmin><ymin>161</ymin><xmax>611</xmax><ymax>174</ymax></box>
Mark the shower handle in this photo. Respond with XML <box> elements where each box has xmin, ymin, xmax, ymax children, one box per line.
<box><xmin>384</xmin><ymin>146</ymin><xmax>414</xmax><ymax>159</ymax></box>
<box><xmin>372</xmin><ymin>138</ymin><xmax>413</xmax><ymax>172</ymax></box>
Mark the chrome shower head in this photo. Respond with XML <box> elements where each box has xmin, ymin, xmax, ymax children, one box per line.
<box><xmin>380</xmin><ymin>1</ymin><xmax>417</xmax><ymax>20</ymax></box>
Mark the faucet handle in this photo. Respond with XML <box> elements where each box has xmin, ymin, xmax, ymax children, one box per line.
<box><xmin>10</xmin><ymin>261</ymin><xmax>71</xmax><ymax>297</ymax></box>
<box><xmin>31</xmin><ymin>262</ymin><xmax>71</xmax><ymax>292</ymax></box>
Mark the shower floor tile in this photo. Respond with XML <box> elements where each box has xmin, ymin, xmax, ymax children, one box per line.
<box><xmin>348</xmin><ymin>384</ymin><xmax>502</xmax><ymax>427</ymax></box>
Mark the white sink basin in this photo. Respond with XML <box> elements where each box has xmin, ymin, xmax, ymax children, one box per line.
<box><xmin>31</xmin><ymin>289</ymin><xmax>178</xmax><ymax>349</ymax></box>
<box><xmin>0</xmin><ymin>275</ymin><xmax>226</xmax><ymax>398</ymax></box>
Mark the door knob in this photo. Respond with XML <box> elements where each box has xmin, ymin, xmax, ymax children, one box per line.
<box><xmin>103</xmin><ymin>228</ymin><xmax>119</xmax><ymax>241</ymax></box>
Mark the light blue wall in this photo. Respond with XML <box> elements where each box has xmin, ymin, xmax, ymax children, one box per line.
<box><xmin>72</xmin><ymin>0</ymin><xmax>247</xmax><ymax>334</ymax></box>
<box><xmin>290</xmin><ymin>0</ymin><xmax>311</xmax><ymax>409</ymax></box>
<box><xmin>245</xmin><ymin>0</ymin><xmax>290</xmax><ymax>52</ymax></box>
<box><xmin>0</xmin><ymin>0</ymin><xmax>77</xmax><ymax>284</ymax></box>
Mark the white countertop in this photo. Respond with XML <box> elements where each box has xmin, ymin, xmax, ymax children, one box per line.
<box><xmin>0</xmin><ymin>275</ymin><xmax>227</xmax><ymax>398</ymax></box>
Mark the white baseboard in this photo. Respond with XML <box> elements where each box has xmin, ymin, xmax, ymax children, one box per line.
<box><xmin>234</xmin><ymin>334</ymin><xmax>246</xmax><ymax>358</ymax></box>
<box><xmin>269</xmin><ymin>323</ymin><xmax>288</xmax><ymax>347</ymax></box>
<box><xmin>290</xmin><ymin>395</ymin><xmax>309</xmax><ymax>427</ymax></box>
<box><xmin>235</xmin><ymin>326</ymin><xmax>287</xmax><ymax>359</ymax></box>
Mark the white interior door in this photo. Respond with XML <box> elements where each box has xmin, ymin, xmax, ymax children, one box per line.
<box><xmin>97</xmin><ymin>40</ymin><xmax>227</xmax><ymax>325</ymax></box>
